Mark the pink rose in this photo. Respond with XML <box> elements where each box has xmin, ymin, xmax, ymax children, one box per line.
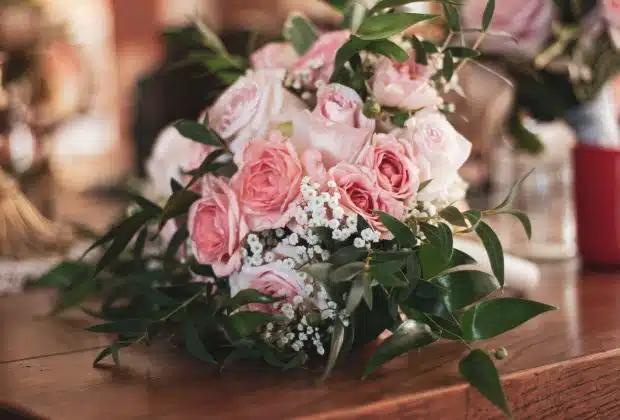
<box><xmin>315</xmin><ymin>83</ymin><xmax>375</xmax><ymax>130</ymax></box>
<box><xmin>231</xmin><ymin>131</ymin><xmax>303</xmax><ymax>231</ymax></box>
<box><xmin>462</xmin><ymin>0</ymin><xmax>553</xmax><ymax>58</ymax></box>
<box><xmin>208</xmin><ymin>69</ymin><xmax>306</xmax><ymax>155</ymax></box>
<box><xmin>229</xmin><ymin>263</ymin><xmax>306</xmax><ymax>313</ymax></box>
<box><xmin>287</xmin><ymin>30</ymin><xmax>350</xmax><ymax>90</ymax></box>
<box><xmin>396</xmin><ymin>111</ymin><xmax>472</xmax><ymax>201</ymax></box>
<box><xmin>188</xmin><ymin>175</ymin><xmax>248</xmax><ymax>277</ymax></box>
<box><xmin>357</xmin><ymin>133</ymin><xmax>421</xmax><ymax>201</ymax></box>
<box><xmin>371</xmin><ymin>55</ymin><xmax>442</xmax><ymax>111</ymax></box>
<box><xmin>329</xmin><ymin>162</ymin><xmax>405</xmax><ymax>234</ymax></box>
<box><xmin>250</xmin><ymin>42</ymin><xmax>298</xmax><ymax>70</ymax></box>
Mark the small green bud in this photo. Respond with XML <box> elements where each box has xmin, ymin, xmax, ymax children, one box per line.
<box><xmin>363</xmin><ymin>100</ymin><xmax>381</xmax><ymax>118</ymax></box>
<box><xmin>494</xmin><ymin>347</ymin><xmax>508</xmax><ymax>360</ymax></box>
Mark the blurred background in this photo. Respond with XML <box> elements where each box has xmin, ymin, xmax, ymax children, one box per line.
<box><xmin>1</xmin><ymin>0</ymin><xmax>620</xmax><ymax>272</ymax></box>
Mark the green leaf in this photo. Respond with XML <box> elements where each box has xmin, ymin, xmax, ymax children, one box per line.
<box><xmin>183</xmin><ymin>319</ymin><xmax>217</xmax><ymax>363</ymax></box>
<box><xmin>356</xmin><ymin>13</ymin><xmax>437</xmax><ymax>41</ymax></box>
<box><xmin>164</xmin><ymin>225</ymin><xmax>189</xmax><ymax>264</ymax></box>
<box><xmin>482</xmin><ymin>0</ymin><xmax>496</xmax><ymax>31</ymax></box>
<box><xmin>463</xmin><ymin>209</ymin><xmax>483</xmax><ymax>232</ymax></box>
<box><xmin>493</xmin><ymin>168</ymin><xmax>534</xmax><ymax>210</ymax></box>
<box><xmin>410</xmin><ymin>35</ymin><xmax>428</xmax><ymax>65</ymax></box>
<box><xmin>391</xmin><ymin>110</ymin><xmax>410</xmax><ymax>127</ymax></box>
<box><xmin>363</xmin><ymin>320</ymin><xmax>437</xmax><ymax>378</ymax></box>
<box><xmin>461</xmin><ymin>298</ymin><xmax>556</xmax><ymax>341</ymax></box>
<box><xmin>475</xmin><ymin>221</ymin><xmax>504</xmax><ymax>286</ymax></box>
<box><xmin>161</xmin><ymin>189</ymin><xmax>201</xmax><ymax>225</ymax></box>
<box><xmin>346</xmin><ymin>277</ymin><xmax>367</xmax><ymax>314</ymax></box>
<box><xmin>459</xmin><ymin>349</ymin><xmax>511</xmax><ymax>417</ymax></box>
<box><xmin>51</xmin><ymin>276</ymin><xmax>99</xmax><ymax>314</ymax></box>
<box><xmin>227</xmin><ymin>289</ymin><xmax>281</xmax><ymax>309</ymax></box>
<box><xmin>375</xmin><ymin>211</ymin><xmax>417</xmax><ymax>248</ymax></box>
<box><xmin>362</xmin><ymin>274</ymin><xmax>374</xmax><ymax>310</ymax></box>
<box><xmin>93</xmin><ymin>341</ymin><xmax>131</xmax><ymax>367</ymax></box>
<box><xmin>221</xmin><ymin>346</ymin><xmax>261</xmax><ymax>371</ymax></box>
<box><xmin>442</xmin><ymin>3</ymin><xmax>461</xmax><ymax>31</ymax></box>
<box><xmin>507</xmin><ymin>112</ymin><xmax>545</xmax><ymax>154</ymax></box>
<box><xmin>127</xmin><ymin>194</ymin><xmax>162</xmax><ymax>216</ymax></box>
<box><xmin>433</xmin><ymin>268</ymin><xmax>500</xmax><ymax>311</ymax></box>
<box><xmin>226</xmin><ymin>311</ymin><xmax>279</xmax><ymax>339</ymax></box>
<box><xmin>443</xmin><ymin>49</ymin><xmax>454</xmax><ymax>82</ymax></box>
<box><xmin>301</xmin><ymin>263</ymin><xmax>333</xmax><ymax>284</ymax></box>
<box><xmin>173</xmin><ymin>120</ymin><xmax>222</xmax><ymax>147</ymax></box>
<box><xmin>283</xmin><ymin>13</ymin><xmax>319</xmax><ymax>55</ymax></box>
<box><xmin>438</xmin><ymin>223</ymin><xmax>454</xmax><ymax>262</ymax></box>
<box><xmin>86</xmin><ymin>319</ymin><xmax>150</xmax><ymax>334</ymax></box>
<box><xmin>330</xmin><ymin>36</ymin><xmax>368</xmax><ymax>82</ymax></box>
<box><xmin>365</xmin><ymin>39</ymin><xmax>408</xmax><ymax>62</ymax></box>
<box><xmin>331</xmin><ymin>262</ymin><xmax>366</xmax><ymax>283</ymax></box>
<box><xmin>94</xmin><ymin>211</ymin><xmax>154</xmax><ymax>276</ymax></box>
<box><xmin>439</xmin><ymin>205</ymin><xmax>468</xmax><ymax>227</ymax></box>
<box><xmin>370</xmin><ymin>258</ymin><xmax>405</xmax><ymax>276</ymax></box>
<box><xmin>498</xmin><ymin>210</ymin><xmax>532</xmax><ymax>239</ymax></box>
<box><xmin>133</xmin><ymin>228</ymin><xmax>148</xmax><ymax>259</ymax></box>
<box><xmin>184</xmin><ymin>148</ymin><xmax>230</xmax><ymax>188</ymax></box>
<box><xmin>419</xmin><ymin>244</ymin><xmax>447</xmax><ymax>279</ymax></box>
<box><xmin>446</xmin><ymin>46</ymin><xmax>481</xmax><ymax>59</ymax></box>
<box><xmin>320</xmin><ymin>320</ymin><xmax>346</xmax><ymax>381</ymax></box>
<box><xmin>418</xmin><ymin>179</ymin><xmax>432</xmax><ymax>192</ymax></box>
<box><xmin>193</xmin><ymin>17</ymin><xmax>228</xmax><ymax>55</ymax></box>
<box><xmin>329</xmin><ymin>246</ymin><xmax>368</xmax><ymax>266</ymax></box>
<box><xmin>373</xmin><ymin>271</ymin><xmax>408</xmax><ymax>287</ymax></box>
<box><xmin>420</xmin><ymin>223</ymin><xmax>451</xmax><ymax>261</ymax></box>
<box><xmin>369</xmin><ymin>0</ymin><xmax>432</xmax><ymax>15</ymax></box>
<box><xmin>35</xmin><ymin>261</ymin><xmax>91</xmax><ymax>288</ymax></box>
<box><xmin>342</xmin><ymin>1</ymin><xmax>367</xmax><ymax>32</ymax></box>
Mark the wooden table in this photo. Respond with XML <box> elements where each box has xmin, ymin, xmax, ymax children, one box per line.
<box><xmin>2</xmin><ymin>189</ymin><xmax>620</xmax><ymax>419</ymax></box>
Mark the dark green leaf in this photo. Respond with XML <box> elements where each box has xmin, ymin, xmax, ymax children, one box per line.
<box><xmin>420</xmin><ymin>223</ymin><xmax>450</xmax><ymax>261</ymax></box>
<box><xmin>475</xmin><ymin>221</ymin><xmax>504</xmax><ymax>286</ymax></box>
<box><xmin>183</xmin><ymin>319</ymin><xmax>217</xmax><ymax>363</ymax></box>
<box><xmin>438</xmin><ymin>223</ymin><xmax>454</xmax><ymax>262</ymax></box>
<box><xmin>170</xmin><ymin>178</ymin><xmax>183</xmax><ymax>193</ymax></box>
<box><xmin>433</xmin><ymin>268</ymin><xmax>500</xmax><ymax>311</ymax></box>
<box><xmin>463</xmin><ymin>209</ymin><xmax>483</xmax><ymax>232</ymax></box>
<box><xmin>161</xmin><ymin>189</ymin><xmax>201</xmax><ymax>225</ymax></box>
<box><xmin>446</xmin><ymin>46</ymin><xmax>481</xmax><ymax>59</ymax></box>
<box><xmin>227</xmin><ymin>289</ymin><xmax>281</xmax><ymax>309</ymax></box>
<box><xmin>482</xmin><ymin>0</ymin><xmax>496</xmax><ymax>31</ymax></box>
<box><xmin>370</xmin><ymin>258</ymin><xmax>405</xmax><ymax>277</ymax></box>
<box><xmin>493</xmin><ymin>168</ymin><xmax>534</xmax><ymax>210</ymax></box>
<box><xmin>35</xmin><ymin>261</ymin><xmax>91</xmax><ymax>288</ymax></box>
<box><xmin>133</xmin><ymin>228</ymin><xmax>148</xmax><ymax>259</ymax></box>
<box><xmin>442</xmin><ymin>3</ymin><xmax>461</xmax><ymax>31</ymax></box>
<box><xmin>498</xmin><ymin>210</ymin><xmax>532</xmax><ymax>239</ymax></box>
<box><xmin>391</xmin><ymin>110</ymin><xmax>410</xmax><ymax>127</ymax></box>
<box><xmin>173</xmin><ymin>120</ymin><xmax>222</xmax><ymax>147</ymax></box>
<box><xmin>226</xmin><ymin>311</ymin><xmax>280</xmax><ymax>339</ymax></box>
<box><xmin>331</xmin><ymin>262</ymin><xmax>365</xmax><ymax>283</ymax></box>
<box><xmin>363</xmin><ymin>320</ymin><xmax>437</xmax><ymax>377</ymax></box>
<box><xmin>357</xmin><ymin>13</ymin><xmax>437</xmax><ymax>41</ymax></box>
<box><xmin>373</xmin><ymin>271</ymin><xmax>408</xmax><ymax>287</ymax></box>
<box><xmin>127</xmin><ymin>194</ymin><xmax>162</xmax><ymax>216</ymax></box>
<box><xmin>86</xmin><ymin>319</ymin><xmax>150</xmax><ymax>334</ymax></box>
<box><xmin>329</xmin><ymin>246</ymin><xmax>368</xmax><ymax>266</ymax></box>
<box><xmin>410</xmin><ymin>35</ymin><xmax>428</xmax><ymax>65</ymax></box>
<box><xmin>221</xmin><ymin>346</ymin><xmax>261</xmax><ymax>370</ymax></box>
<box><xmin>507</xmin><ymin>112</ymin><xmax>545</xmax><ymax>154</ymax></box>
<box><xmin>362</xmin><ymin>274</ymin><xmax>374</xmax><ymax>310</ymax></box>
<box><xmin>461</xmin><ymin>298</ymin><xmax>556</xmax><ymax>341</ymax></box>
<box><xmin>51</xmin><ymin>276</ymin><xmax>99</xmax><ymax>314</ymax></box>
<box><xmin>185</xmin><ymin>148</ymin><xmax>230</xmax><ymax>188</ymax></box>
<box><xmin>443</xmin><ymin>49</ymin><xmax>454</xmax><ymax>82</ymax></box>
<box><xmin>366</xmin><ymin>39</ymin><xmax>408</xmax><ymax>62</ymax></box>
<box><xmin>164</xmin><ymin>225</ymin><xmax>189</xmax><ymax>264</ymax></box>
<box><xmin>439</xmin><ymin>205</ymin><xmax>468</xmax><ymax>227</ymax></box>
<box><xmin>419</xmin><ymin>244</ymin><xmax>447</xmax><ymax>279</ymax></box>
<box><xmin>459</xmin><ymin>349</ymin><xmax>511</xmax><ymax>416</ymax></box>
<box><xmin>301</xmin><ymin>263</ymin><xmax>333</xmax><ymax>284</ymax></box>
<box><xmin>330</xmin><ymin>36</ymin><xmax>368</xmax><ymax>82</ymax></box>
<box><xmin>190</xmin><ymin>261</ymin><xmax>216</xmax><ymax>277</ymax></box>
<box><xmin>369</xmin><ymin>0</ymin><xmax>432</xmax><ymax>14</ymax></box>
<box><xmin>283</xmin><ymin>14</ymin><xmax>319</xmax><ymax>55</ymax></box>
<box><xmin>320</xmin><ymin>320</ymin><xmax>346</xmax><ymax>381</ymax></box>
<box><xmin>375</xmin><ymin>211</ymin><xmax>417</xmax><ymax>248</ymax></box>
<box><xmin>93</xmin><ymin>341</ymin><xmax>131</xmax><ymax>367</ymax></box>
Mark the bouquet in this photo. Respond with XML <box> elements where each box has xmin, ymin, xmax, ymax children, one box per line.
<box><xmin>39</xmin><ymin>1</ymin><xmax>554</xmax><ymax>417</ymax></box>
<box><xmin>461</xmin><ymin>0</ymin><xmax>620</xmax><ymax>151</ymax></box>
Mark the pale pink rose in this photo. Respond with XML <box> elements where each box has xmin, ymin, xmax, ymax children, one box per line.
<box><xmin>208</xmin><ymin>69</ymin><xmax>306</xmax><ymax>155</ymax></box>
<box><xmin>188</xmin><ymin>175</ymin><xmax>248</xmax><ymax>277</ymax></box>
<box><xmin>288</xmin><ymin>30</ymin><xmax>350</xmax><ymax>90</ymax></box>
<box><xmin>301</xmin><ymin>148</ymin><xmax>329</xmax><ymax>186</ymax></box>
<box><xmin>371</xmin><ymin>55</ymin><xmax>442</xmax><ymax>111</ymax></box>
<box><xmin>250</xmin><ymin>42</ymin><xmax>298</xmax><ymax>70</ymax></box>
<box><xmin>315</xmin><ymin>83</ymin><xmax>375</xmax><ymax>130</ymax></box>
<box><xmin>329</xmin><ymin>162</ymin><xmax>405</xmax><ymax>234</ymax></box>
<box><xmin>357</xmin><ymin>133</ymin><xmax>421</xmax><ymax>201</ymax></box>
<box><xmin>462</xmin><ymin>0</ymin><xmax>553</xmax><ymax>58</ymax></box>
<box><xmin>231</xmin><ymin>131</ymin><xmax>303</xmax><ymax>231</ymax></box>
<box><xmin>229</xmin><ymin>263</ymin><xmax>306</xmax><ymax>313</ymax></box>
<box><xmin>396</xmin><ymin>111</ymin><xmax>472</xmax><ymax>201</ymax></box>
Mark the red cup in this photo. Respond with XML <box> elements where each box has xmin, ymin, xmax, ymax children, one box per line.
<box><xmin>573</xmin><ymin>144</ymin><xmax>620</xmax><ymax>264</ymax></box>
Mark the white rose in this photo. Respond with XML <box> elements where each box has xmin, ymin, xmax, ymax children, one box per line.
<box><xmin>208</xmin><ymin>69</ymin><xmax>307</xmax><ymax>156</ymax></box>
<box><xmin>397</xmin><ymin>111</ymin><xmax>472</xmax><ymax>201</ymax></box>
